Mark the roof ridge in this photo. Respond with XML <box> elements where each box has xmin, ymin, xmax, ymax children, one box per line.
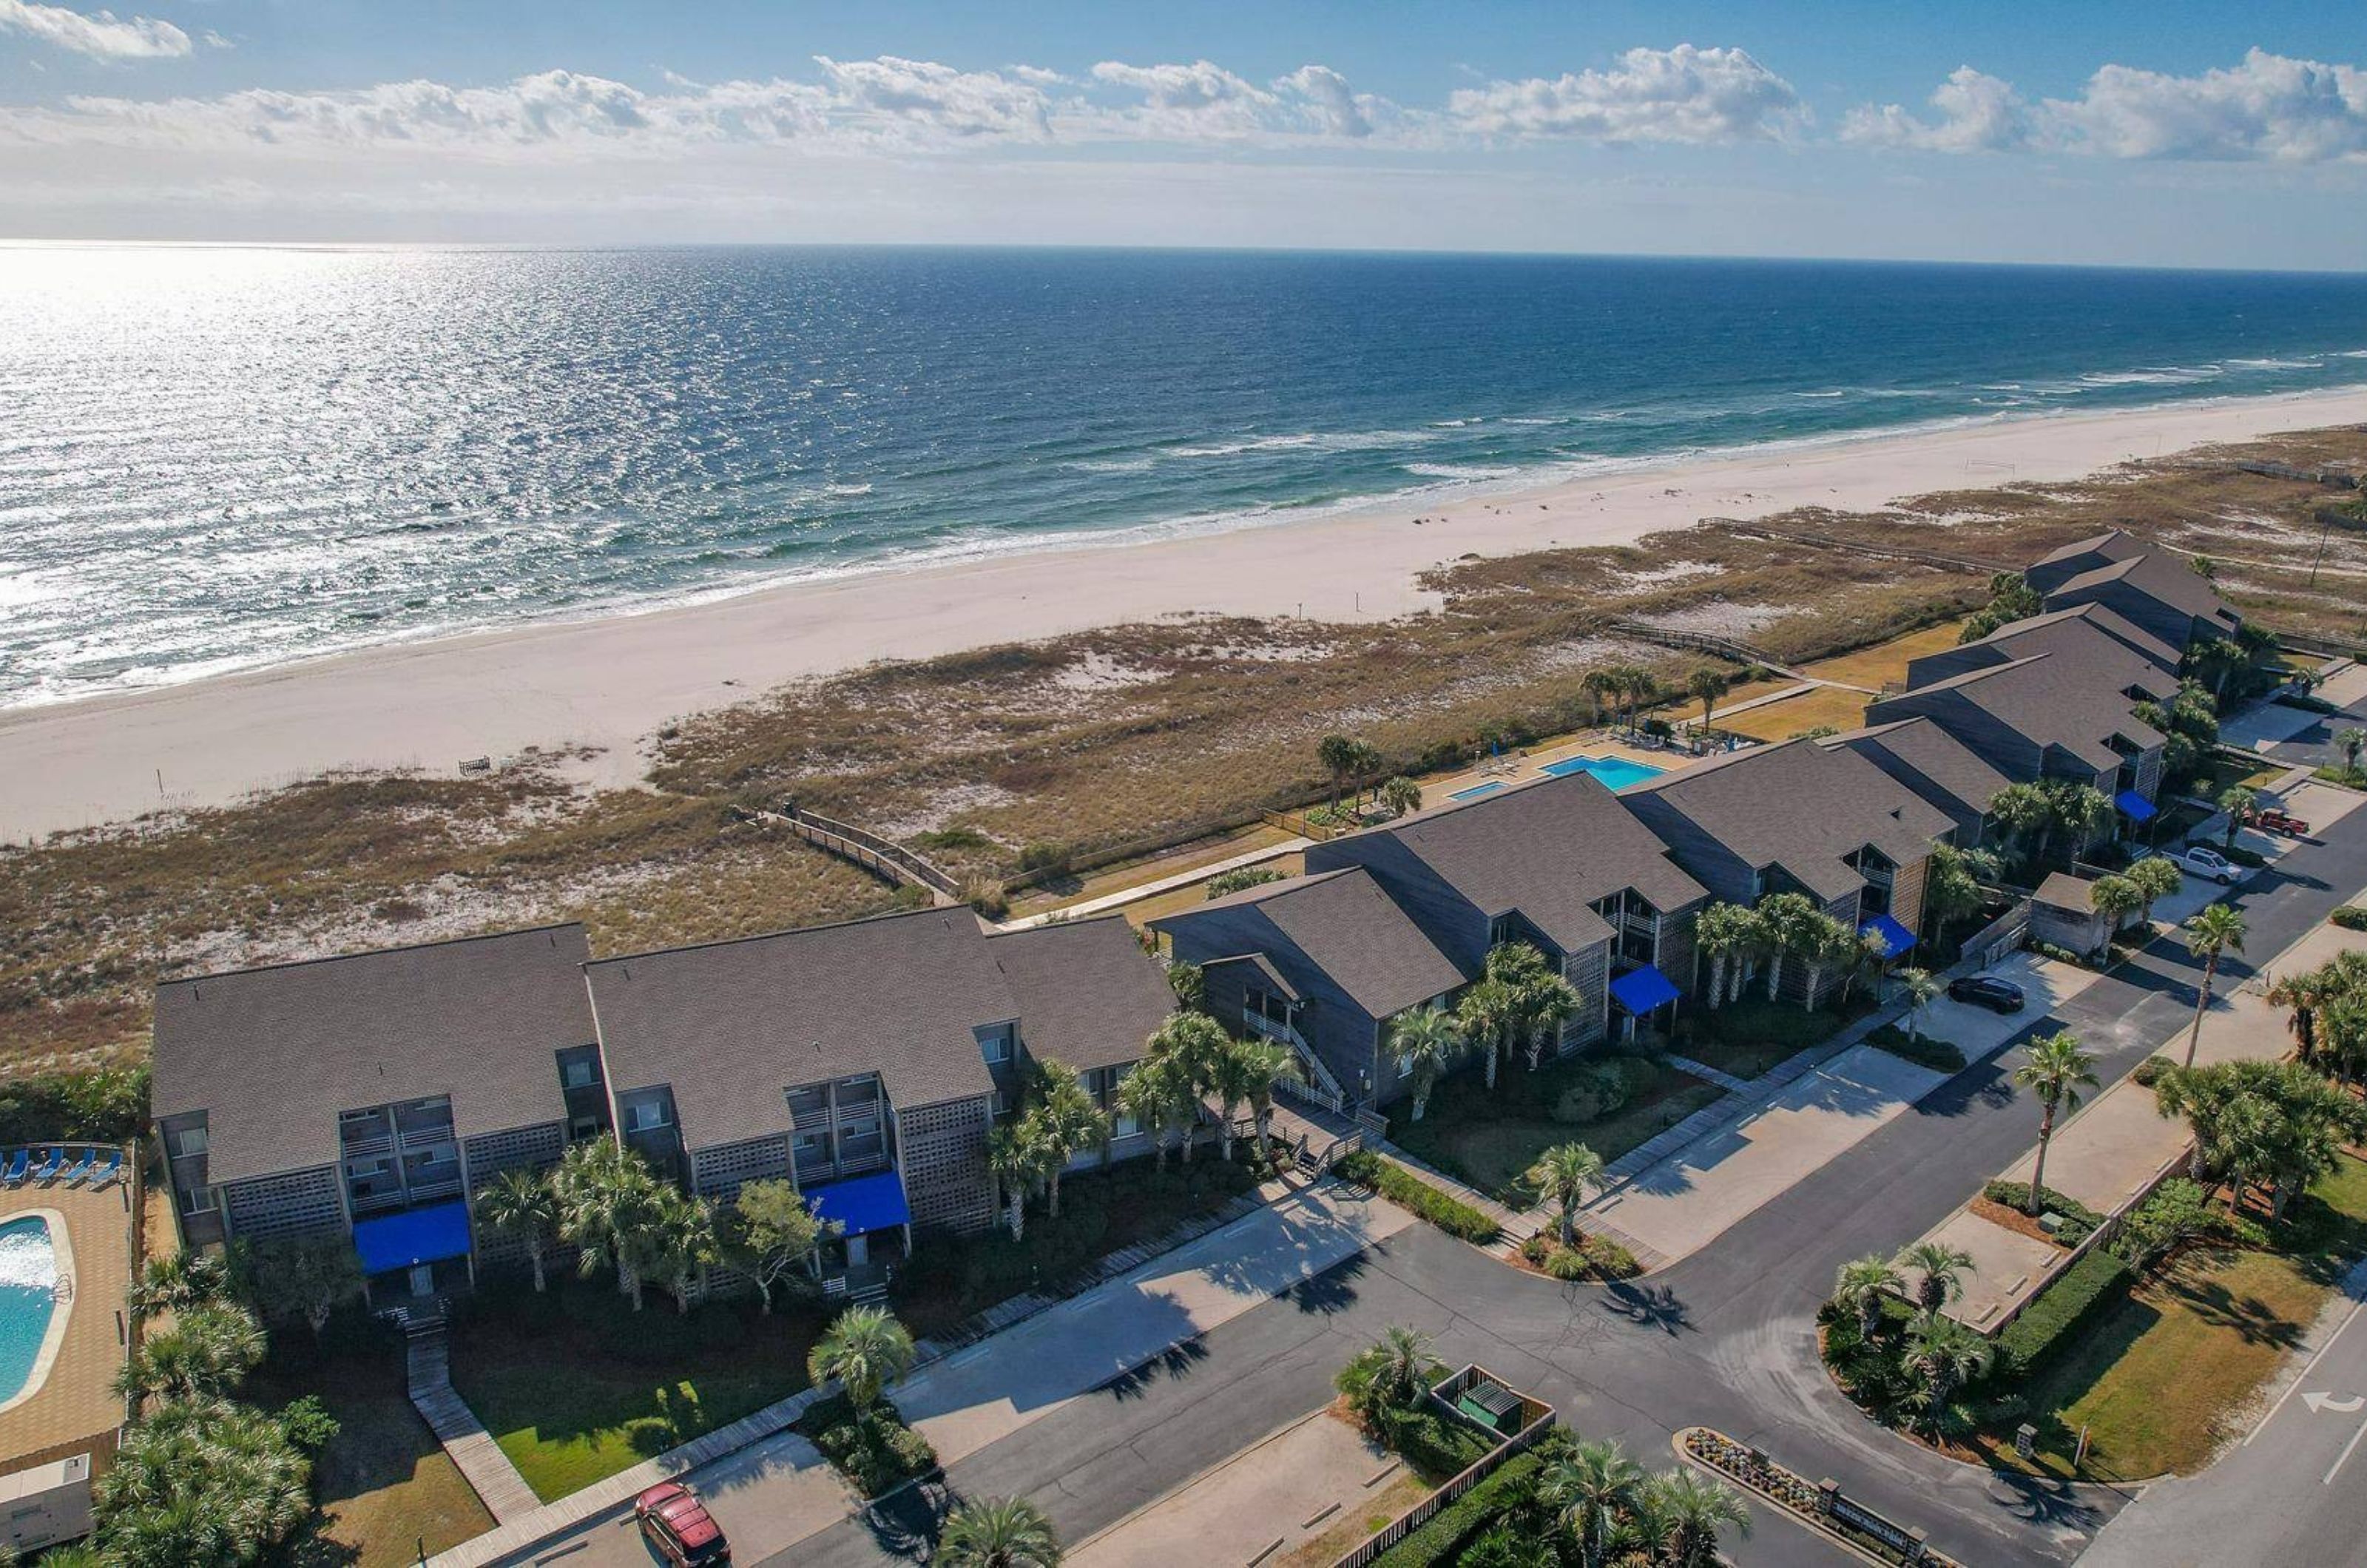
<box><xmin>583</xmin><ymin>903</ymin><xmax>965</xmax><ymax>970</ymax></box>
<box><xmin>158</xmin><ymin>920</ymin><xmax>587</xmax><ymax>991</ymax></box>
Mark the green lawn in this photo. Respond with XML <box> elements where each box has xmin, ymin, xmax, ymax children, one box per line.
<box><xmin>889</xmin><ymin>1157</ymin><xmax>1258</xmax><ymax>1342</ymax></box>
<box><xmin>449</xmin><ymin>1282</ymin><xmax>824</xmax><ymax>1501</ymax></box>
<box><xmin>1392</xmin><ymin>1052</ymin><xmax>1721</xmax><ymax>1204</ymax></box>
<box><xmin>1996</xmin><ymin>1155</ymin><xmax>2367</xmax><ymax>1479</ymax></box>
<box><xmin>251</xmin><ymin>1328</ymin><xmax>493</xmax><ymax>1567</ymax></box>
<box><xmin>1672</xmin><ymin>996</ymin><xmax>1866</xmax><ymax>1081</ymax></box>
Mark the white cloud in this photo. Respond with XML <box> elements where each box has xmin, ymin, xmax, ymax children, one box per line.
<box><xmin>813</xmin><ymin>55</ymin><xmax>1051</xmax><ymax>141</ymax></box>
<box><xmin>1277</xmin><ymin>64</ymin><xmax>1373</xmax><ymax>139</ymax></box>
<box><xmin>1843</xmin><ymin>67</ymin><xmax>2033</xmax><ymax>153</ymax></box>
<box><xmin>0</xmin><ymin>0</ymin><xmax>192</xmax><ymax>59</ymax></box>
<box><xmin>1848</xmin><ymin>50</ymin><xmax>2367</xmax><ymax>163</ymax></box>
<box><xmin>1447</xmin><ymin>44</ymin><xmax>1804</xmax><ymax>145</ymax></box>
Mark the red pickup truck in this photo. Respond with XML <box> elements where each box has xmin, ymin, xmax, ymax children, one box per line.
<box><xmin>2254</xmin><ymin>809</ymin><xmax>2312</xmax><ymax>838</ymax></box>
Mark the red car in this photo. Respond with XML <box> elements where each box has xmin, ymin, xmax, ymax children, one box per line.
<box><xmin>2256</xmin><ymin>810</ymin><xmax>2311</xmax><ymax>837</ymax></box>
<box><xmin>635</xmin><ymin>1481</ymin><xmax>730</xmax><ymax>1565</ymax></box>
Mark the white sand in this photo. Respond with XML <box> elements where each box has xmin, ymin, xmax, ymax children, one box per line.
<box><xmin>6</xmin><ymin>387</ymin><xmax>2365</xmax><ymax>842</ymax></box>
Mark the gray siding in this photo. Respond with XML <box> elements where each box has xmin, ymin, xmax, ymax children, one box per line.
<box><xmin>1621</xmin><ymin>795</ymin><xmax>1760</xmax><ymax>908</ymax></box>
<box><xmin>1158</xmin><ymin>904</ymin><xmax>1385</xmax><ymax>1104</ymax></box>
<box><xmin>1865</xmin><ymin>688</ymin><xmax>2045</xmax><ymax>787</ymax></box>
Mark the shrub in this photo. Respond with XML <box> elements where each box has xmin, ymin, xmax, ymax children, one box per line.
<box><xmin>912</xmin><ymin>826</ymin><xmax>992</xmax><ymax>852</ymax></box>
<box><xmin>0</xmin><ymin>1065</ymin><xmax>150</xmax><ymax>1146</ymax></box>
<box><xmin>1550</xmin><ymin>1060</ymin><xmax>1632</xmax><ymax>1123</ymax></box>
<box><xmin>1387</xmin><ymin>1403</ymin><xmax>1493</xmax><ymax>1481</ymax></box>
<box><xmin>2112</xmin><ymin>1178</ymin><xmax>2215</xmax><ymax>1270</ymax></box>
<box><xmin>794</xmin><ymin>1393</ymin><xmax>937</xmax><ymax>1498</ymax></box>
<box><xmin>1017</xmin><ymin>842</ymin><xmax>1073</xmax><ymax>877</ymax></box>
<box><xmin>2224</xmin><ymin>845</ymin><xmax>2269</xmax><ymax>869</ymax></box>
<box><xmin>2131</xmin><ymin>1054</ymin><xmax>2175</xmax><ymax>1087</ymax></box>
<box><xmin>962</xmin><ymin>877</ymin><xmax>1010</xmax><ymax>919</ymax></box>
<box><xmin>1865</xmin><ymin>1024</ymin><xmax>1966</xmax><ymax>1073</ymax></box>
<box><xmin>1205</xmin><ymin>865</ymin><xmax>1288</xmax><ymax>899</ymax></box>
<box><xmin>1995</xmin><ymin>1249</ymin><xmax>2133</xmax><ymax>1381</ymax></box>
<box><xmin>1373</xmin><ymin>1451</ymin><xmax>1547</xmax><ymax>1568</ymax></box>
<box><xmin>1334</xmin><ymin>1152</ymin><xmax>1501</xmax><ymax>1244</ymax></box>
<box><xmin>2283</xmin><ymin>692</ymin><xmax>2340</xmax><ymax>714</ymax></box>
<box><xmin>1579</xmin><ymin>1236</ymin><xmax>1641</xmax><ymax>1280</ymax></box>
<box><xmin>2333</xmin><ymin>906</ymin><xmax>2367</xmax><ymax>933</ymax></box>
<box><xmin>1982</xmin><ymin>1180</ymin><xmax>2103</xmax><ymax>1246</ymax></box>
<box><xmin>1544</xmin><ymin>1246</ymin><xmax>1590</xmax><ymax>1282</ymax></box>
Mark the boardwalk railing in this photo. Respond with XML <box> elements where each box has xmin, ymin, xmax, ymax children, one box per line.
<box><xmin>1328</xmin><ymin>1365</ymin><xmax>1556</xmax><ymax>1568</ymax></box>
<box><xmin>1711</xmin><ymin>518</ymin><xmax>2013</xmax><ymax>576</ymax></box>
<box><xmin>776</xmin><ymin>804</ymin><xmax>962</xmax><ymax>903</ymax></box>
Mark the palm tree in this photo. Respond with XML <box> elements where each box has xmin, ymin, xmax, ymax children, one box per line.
<box><xmin>2127</xmin><ymin>855</ymin><xmax>2182</xmax><ymax>927</ymax></box>
<box><xmin>2089</xmin><ymin>874</ymin><xmax>2143</xmax><ymax>946</ymax></box>
<box><xmin>987</xmin><ymin>1123</ymin><xmax>1047</xmax><ymax>1242</ymax></box>
<box><xmin>1905</xmin><ymin>1315</ymin><xmax>1993</xmax><ymax>1434</ymax></box>
<box><xmin>938</xmin><ymin>1496</ymin><xmax>1063</xmax><ymax>1568</ymax></box>
<box><xmin>95</xmin><ymin>1396</ymin><xmax>311</xmax><ymax>1566</ymax></box>
<box><xmin>1378</xmin><ymin>776</ymin><xmax>1423</xmax><ymax>818</ymax></box>
<box><xmin>1539</xmin><ymin>1438</ymin><xmax>1645</xmax><ymax>1568</ymax></box>
<box><xmin>114</xmin><ymin>1301</ymin><xmax>266</xmax><ymax>1405</ymax></box>
<box><xmin>553</xmin><ymin>1137</ymin><xmax>668</xmax><ymax>1309</ymax></box>
<box><xmin>1795</xmin><ymin>912</ymin><xmax>1857</xmax><ymax>1013</ymax></box>
<box><xmin>2219</xmin><ymin>784</ymin><xmax>2258</xmax><ymax>851</ymax></box>
<box><xmin>1988</xmin><ymin>782</ymin><xmax>2053</xmax><ymax>867</ymax></box>
<box><xmin>1692</xmin><ymin>902</ymin><xmax>1755</xmax><ymax>1012</ymax></box>
<box><xmin>1754</xmin><ymin>892</ymin><xmax>1819</xmax><ymax>1003</ymax></box>
<box><xmin>1897</xmin><ymin>967</ymin><xmax>1942</xmax><ymax>1048</ymax></box>
<box><xmin>1202</xmin><ymin>1041</ymin><xmax>1263</xmax><ymax>1162</ymax></box>
<box><xmin>2269</xmin><ymin>960</ymin><xmax>2349</xmax><ymax>1067</ymax></box>
<box><xmin>1583</xmin><ymin>668</ymin><xmax>1623</xmax><ymax>730</ymax></box>
<box><xmin>475</xmin><ymin>1166</ymin><xmax>559</xmax><ymax>1292</ymax></box>
<box><xmin>1316</xmin><ymin>734</ymin><xmax>1361</xmax><ymax>808</ymax></box>
<box><xmin>1686</xmin><ymin>666</ymin><xmax>1731</xmax><ymax>732</ymax></box>
<box><xmin>1118</xmin><ymin>1051</ymin><xmax>1198</xmax><ymax>1169</ymax></box>
<box><xmin>1021</xmin><ymin>1062</ymin><xmax>1110</xmax><ymax>1217</ymax></box>
<box><xmin>1334</xmin><ymin>1325</ymin><xmax>1439</xmax><ymax>1427</ymax></box>
<box><xmin>1527</xmin><ymin>1141</ymin><xmax>1607</xmax><ymax>1249</ymax></box>
<box><xmin>654</xmin><ymin>1190</ymin><xmax>720</xmax><ymax>1314</ymax></box>
<box><xmin>126</xmin><ymin>1249</ymin><xmax>233</xmax><ymax>1322</ymax></box>
<box><xmin>2015</xmin><ymin>1031</ymin><xmax>2099</xmax><ymax>1213</ymax></box>
<box><xmin>2183</xmin><ymin>902</ymin><xmax>2248</xmax><ymax>1068</ymax></box>
<box><xmin>1830</xmin><ymin>1254</ymin><xmax>1902</xmax><ymax>1342</ymax></box>
<box><xmin>1456</xmin><ymin>976</ymin><xmax>1520</xmax><ymax>1091</ymax></box>
<box><xmin>1895</xmin><ymin>1240</ymin><xmax>1974</xmax><ymax>1317</ymax></box>
<box><xmin>1645</xmin><ymin>1468</ymin><xmax>1751</xmax><ymax>1568</ymax></box>
<box><xmin>2048</xmin><ymin>783</ymin><xmax>2113</xmax><ymax>862</ymax></box>
<box><xmin>807</xmin><ymin>1305</ymin><xmax>916</xmax><ymax>1420</ymax></box>
<box><xmin>1388</xmin><ymin>1007</ymin><xmax>1466</xmax><ymax>1122</ymax></box>
<box><xmin>1229</xmin><ymin>1035</ymin><xmax>1300</xmax><ymax>1160</ymax></box>
<box><xmin>2337</xmin><ymin>726</ymin><xmax>2367</xmax><ymax>781</ymax></box>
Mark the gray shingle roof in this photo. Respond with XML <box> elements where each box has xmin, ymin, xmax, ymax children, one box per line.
<box><xmin>152</xmin><ymin>924</ymin><xmax>595</xmax><ymax>1187</ymax></box>
<box><xmin>2050</xmin><ymin>551</ymin><xmax>2240</xmax><ymax>636</ymax></box>
<box><xmin>2031</xmin><ymin>530</ymin><xmax>2141</xmax><ymax>571</ymax></box>
<box><xmin>584</xmin><ymin>907</ymin><xmax>1019</xmax><ymax>1150</ymax></box>
<box><xmin>1153</xmin><ymin>868</ymin><xmax>1464</xmax><ymax>1019</ymax></box>
<box><xmin>1334</xmin><ymin>771</ymin><xmax>1708</xmax><ymax>953</ymax></box>
<box><xmin>987</xmin><ymin>916</ymin><xmax>1175</xmax><ymax>1073</ymax></box>
<box><xmin>1880</xmin><ymin>651</ymin><xmax>2166</xmax><ymax>775</ymax></box>
<box><xmin>2036</xmin><ymin>872</ymin><xmax>2098</xmax><ymax>913</ymax></box>
<box><xmin>1951</xmin><ymin>609</ymin><xmax>2180</xmax><ymax>699</ymax></box>
<box><xmin>1820</xmin><ymin>718</ymin><xmax>2014</xmax><ymax>825</ymax></box>
<box><xmin>1626</xmin><ymin>739</ymin><xmax>1954</xmax><ymax>903</ymax></box>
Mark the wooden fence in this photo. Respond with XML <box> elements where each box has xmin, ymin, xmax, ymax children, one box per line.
<box><xmin>775</xmin><ymin>805</ymin><xmax>962</xmax><ymax>902</ymax></box>
<box><xmin>1328</xmin><ymin>1366</ymin><xmax>1557</xmax><ymax>1568</ymax></box>
<box><xmin>1709</xmin><ymin>519</ymin><xmax>2013</xmax><ymax>577</ymax></box>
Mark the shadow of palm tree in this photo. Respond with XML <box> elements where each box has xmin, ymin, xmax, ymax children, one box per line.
<box><xmin>854</xmin><ymin>1473</ymin><xmax>954</xmax><ymax>1561</ymax></box>
<box><xmin>1598</xmin><ymin>1279</ymin><xmax>1692</xmax><ymax>1336</ymax></box>
<box><xmin>1986</xmin><ymin>1466</ymin><xmax>2111</xmax><ymax>1530</ymax></box>
<box><xmin>1286</xmin><ymin>1253</ymin><xmax>1369</xmax><ymax>1317</ymax></box>
<box><xmin>1097</xmin><ymin>1337</ymin><xmax>1212</xmax><ymax>1401</ymax></box>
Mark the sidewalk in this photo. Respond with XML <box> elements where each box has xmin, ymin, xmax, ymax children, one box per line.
<box><xmin>441</xmin><ymin>1175</ymin><xmax>1414</xmax><ymax>1567</ymax></box>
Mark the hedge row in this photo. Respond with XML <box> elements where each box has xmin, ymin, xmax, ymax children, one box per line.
<box><xmin>2333</xmin><ymin>906</ymin><xmax>2367</xmax><ymax>933</ymax></box>
<box><xmin>1335</xmin><ymin>1152</ymin><xmax>1502</xmax><ymax>1244</ymax></box>
<box><xmin>1865</xmin><ymin>1024</ymin><xmax>1967</xmax><ymax>1073</ymax></box>
<box><xmin>1982</xmin><ymin>1180</ymin><xmax>2104</xmax><ymax>1245</ymax></box>
<box><xmin>1372</xmin><ymin>1451</ymin><xmax>1545</xmax><ymax>1567</ymax></box>
<box><xmin>1996</xmin><ymin>1248</ymin><xmax>2132</xmax><ymax>1379</ymax></box>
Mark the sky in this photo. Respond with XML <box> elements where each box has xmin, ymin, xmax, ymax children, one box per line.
<box><xmin>1</xmin><ymin>0</ymin><xmax>2364</xmax><ymax>268</ymax></box>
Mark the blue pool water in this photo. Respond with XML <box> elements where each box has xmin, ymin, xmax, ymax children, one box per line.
<box><xmin>1448</xmin><ymin>781</ymin><xmax>1507</xmax><ymax>801</ymax></box>
<box><xmin>0</xmin><ymin>1217</ymin><xmax>60</xmax><ymax>1402</ymax></box>
<box><xmin>1540</xmin><ymin>755</ymin><xmax>1666</xmax><ymax>791</ymax></box>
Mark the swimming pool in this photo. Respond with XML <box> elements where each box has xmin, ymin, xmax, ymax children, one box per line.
<box><xmin>1540</xmin><ymin>754</ymin><xmax>1667</xmax><ymax>791</ymax></box>
<box><xmin>0</xmin><ymin>1215</ymin><xmax>63</xmax><ymax>1408</ymax></box>
<box><xmin>1448</xmin><ymin>781</ymin><xmax>1507</xmax><ymax>801</ymax></box>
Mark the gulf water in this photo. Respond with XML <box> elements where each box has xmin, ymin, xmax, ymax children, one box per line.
<box><xmin>4</xmin><ymin>244</ymin><xmax>2364</xmax><ymax>707</ymax></box>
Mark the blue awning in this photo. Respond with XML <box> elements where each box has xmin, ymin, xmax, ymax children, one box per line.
<box><xmin>353</xmin><ymin>1199</ymin><xmax>472</xmax><ymax>1275</ymax></box>
<box><xmin>2115</xmin><ymin>788</ymin><xmax>2158</xmax><ymax>822</ymax></box>
<box><xmin>1860</xmin><ymin>913</ymin><xmax>1917</xmax><ymax>960</ymax></box>
<box><xmin>1609</xmin><ymin>964</ymin><xmax>1681</xmax><ymax>1015</ymax></box>
<box><xmin>804</xmin><ymin>1170</ymin><xmax>911</xmax><ymax>1237</ymax></box>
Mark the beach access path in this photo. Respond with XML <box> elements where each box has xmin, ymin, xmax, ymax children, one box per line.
<box><xmin>10</xmin><ymin>386</ymin><xmax>2367</xmax><ymax>842</ymax></box>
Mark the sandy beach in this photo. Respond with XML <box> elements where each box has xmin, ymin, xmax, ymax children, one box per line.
<box><xmin>6</xmin><ymin>386</ymin><xmax>2365</xmax><ymax>843</ymax></box>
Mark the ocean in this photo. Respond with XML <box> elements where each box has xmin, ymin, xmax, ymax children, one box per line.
<box><xmin>4</xmin><ymin>244</ymin><xmax>2365</xmax><ymax>709</ymax></box>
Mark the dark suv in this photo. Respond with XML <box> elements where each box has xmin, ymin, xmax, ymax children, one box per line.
<box><xmin>1948</xmin><ymin>975</ymin><xmax>2026</xmax><ymax>1014</ymax></box>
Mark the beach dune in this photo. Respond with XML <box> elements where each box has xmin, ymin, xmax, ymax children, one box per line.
<box><xmin>6</xmin><ymin>388</ymin><xmax>2365</xmax><ymax>843</ymax></box>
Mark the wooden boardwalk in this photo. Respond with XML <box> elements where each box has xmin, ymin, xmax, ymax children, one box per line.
<box><xmin>407</xmin><ymin>1328</ymin><xmax>542</xmax><ymax>1524</ymax></box>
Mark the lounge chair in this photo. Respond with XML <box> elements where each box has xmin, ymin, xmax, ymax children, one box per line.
<box><xmin>88</xmin><ymin>1149</ymin><xmax>122</xmax><ymax>1188</ymax></box>
<box><xmin>2</xmin><ymin>1151</ymin><xmax>25</xmax><ymax>1186</ymax></box>
<box><xmin>61</xmin><ymin>1150</ymin><xmax>94</xmax><ymax>1186</ymax></box>
<box><xmin>30</xmin><ymin>1149</ymin><xmax>61</xmax><ymax>1184</ymax></box>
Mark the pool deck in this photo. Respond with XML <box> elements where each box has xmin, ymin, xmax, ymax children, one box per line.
<box><xmin>0</xmin><ymin>1172</ymin><xmax>132</xmax><ymax>1469</ymax></box>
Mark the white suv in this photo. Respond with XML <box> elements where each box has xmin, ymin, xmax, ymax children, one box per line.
<box><xmin>2177</xmin><ymin>845</ymin><xmax>2240</xmax><ymax>885</ymax></box>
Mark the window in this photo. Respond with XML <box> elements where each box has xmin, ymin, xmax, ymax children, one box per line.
<box><xmin>570</xmin><ymin>1116</ymin><xmax>602</xmax><ymax>1141</ymax></box>
<box><xmin>561</xmin><ymin>1059</ymin><xmax>595</xmax><ymax>1089</ymax></box>
<box><xmin>1113</xmin><ymin>1111</ymin><xmax>1141</xmax><ymax>1138</ymax></box>
<box><xmin>169</xmin><ymin>1126</ymin><xmax>208</xmax><ymax>1159</ymax></box>
<box><xmin>792</xmin><ymin>1131</ymin><xmax>828</xmax><ymax>1163</ymax></box>
<box><xmin>977</xmin><ymin>1026</ymin><xmax>1013</xmax><ymax>1066</ymax></box>
<box><xmin>178</xmin><ymin>1183</ymin><xmax>216</xmax><ymax>1217</ymax></box>
<box><xmin>626</xmin><ymin>1101</ymin><xmax>670</xmax><ymax>1133</ymax></box>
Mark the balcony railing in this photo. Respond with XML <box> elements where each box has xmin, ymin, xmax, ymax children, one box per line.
<box><xmin>1246</xmin><ymin>1012</ymin><xmax>1349</xmax><ymax>1112</ymax></box>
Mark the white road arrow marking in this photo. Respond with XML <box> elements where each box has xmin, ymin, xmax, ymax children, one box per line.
<box><xmin>2304</xmin><ymin>1392</ymin><xmax>2365</xmax><ymax>1415</ymax></box>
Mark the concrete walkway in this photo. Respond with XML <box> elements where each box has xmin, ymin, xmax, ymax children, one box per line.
<box><xmin>1001</xmin><ymin>837</ymin><xmax>1309</xmax><ymax>929</ymax></box>
<box><xmin>408</xmin><ymin>1330</ymin><xmax>541</xmax><ymax>1524</ymax></box>
<box><xmin>438</xmin><ymin>1177</ymin><xmax>1414</xmax><ymax>1568</ymax></box>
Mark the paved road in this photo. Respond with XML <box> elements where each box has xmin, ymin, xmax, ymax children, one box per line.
<box><xmin>731</xmin><ymin>811</ymin><xmax>2367</xmax><ymax>1568</ymax></box>
<box><xmin>2081</xmin><ymin>1259</ymin><xmax>2367</xmax><ymax>1568</ymax></box>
